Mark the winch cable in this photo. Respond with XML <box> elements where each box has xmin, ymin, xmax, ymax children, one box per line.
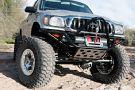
<box><xmin>90</xmin><ymin>17</ymin><xmax>99</xmax><ymax>45</ymax></box>
<box><xmin>94</xmin><ymin>19</ymin><xmax>101</xmax><ymax>45</ymax></box>
<box><xmin>94</xmin><ymin>30</ymin><xmax>98</xmax><ymax>45</ymax></box>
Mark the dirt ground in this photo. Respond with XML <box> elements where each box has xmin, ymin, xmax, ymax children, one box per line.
<box><xmin>0</xmin><ymin>45</ymin><xmax>135</xmax><ymax>90</ymax></box>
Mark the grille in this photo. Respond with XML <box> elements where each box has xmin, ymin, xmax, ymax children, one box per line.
<box><xmin>74</xmin><ymin>48</ymin><xmax>106</xmax><ymax>59</ymax></box>
<box><xmin>71</xmin><ymin>18</ymin><xmax>112</xmax><ymax>33</ymax></box>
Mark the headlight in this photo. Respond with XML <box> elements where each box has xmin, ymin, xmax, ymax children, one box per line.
<box><xmin>114</xmin><ymin>25</ymin><xmax>124</xmax><ymax>35</ymax></box>
<box><xmin>49</xmin><ymin>17</ymin><xmax>65</xmax><ymax>27</ymax></box>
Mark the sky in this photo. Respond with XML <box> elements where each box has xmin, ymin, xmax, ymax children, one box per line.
<box><xmin>25</xmin><ymin>0</ymin><xmax>135</xmax><ymax>28</ymax></box>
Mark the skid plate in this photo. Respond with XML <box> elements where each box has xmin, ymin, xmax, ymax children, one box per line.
<box><xmin>74</xmin><ymin>48</ymin><xmax>106</xmax><ymax>59</ymax></box>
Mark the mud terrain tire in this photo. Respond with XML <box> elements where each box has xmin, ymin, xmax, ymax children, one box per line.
<box><xmin>90</xmin><ymin>45</ymin><xmax>130</xmax><ymax>84</ymax></box>
<box><xmin>16</xmin><ymin>36</ymin><xmax>55</xmax><ymax>88</ymax></box>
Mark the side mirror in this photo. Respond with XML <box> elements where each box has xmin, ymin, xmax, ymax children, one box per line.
<box><xmin>25</xmin><ymin>7</ymin><xmax>37</xmax><ymax>13</ymax></box>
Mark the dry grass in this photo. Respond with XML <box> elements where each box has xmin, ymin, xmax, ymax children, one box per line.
<box><xmin>125</xmin><ymin>29</ymin><xmax>135</xmax><ymax>46</ymax></box>
<box><xmin>0</xmin><ymin>0</ymin><xmax>25</xmax><ymax>39</ymax></box>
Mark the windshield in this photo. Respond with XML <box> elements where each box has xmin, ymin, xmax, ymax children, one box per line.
<box><xmin>39</xmin><ymin>0</ymin><xmax>93</xmax><ymax>13</ymax></box>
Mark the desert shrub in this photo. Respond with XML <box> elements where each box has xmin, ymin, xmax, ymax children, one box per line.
<box><xmin>0</xmin><ymin>0</ymin><xmax>25</xmax><ymax>38</ymax></box>
<box><xmin>125</xmin><ymin>29</ymin><xmax>135</xmax><ymax>46</ymax></box>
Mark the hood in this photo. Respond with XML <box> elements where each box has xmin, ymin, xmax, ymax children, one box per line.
<box><xmin>40</xmin><ymin>10</ymin><xmax>99</xmax><ymax>18</ymax></box>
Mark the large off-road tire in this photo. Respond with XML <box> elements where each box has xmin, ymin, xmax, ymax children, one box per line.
<box><xmin>90</xmin><ymin>45</ymin><xmax>130</xmax><ymax>84</ymax></box>
<box><xmin>16</xmin><ymin>36</ymin><xmax>56</xmax><ymax>88</ymax></box>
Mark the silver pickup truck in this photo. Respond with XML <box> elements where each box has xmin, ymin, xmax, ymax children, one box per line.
<box><xmin>14</xmin><ymin>0</ymin><xmax>130</xmax><ymax>89</ymax></box>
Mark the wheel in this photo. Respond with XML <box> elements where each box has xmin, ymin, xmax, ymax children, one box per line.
<box><xmin>90</xmin><ymin>45</ymin><xmax>130</xmax><ymax>84</ymax></box>
<box><xmin>14</xmin><ymin>34</ymin><xmax>21</xmax><ymax>61</ymax></box>
<box><xmin>16</xmin><ymin>36</ymin><xmax>56</xmax><ymax>88</ymax></box>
